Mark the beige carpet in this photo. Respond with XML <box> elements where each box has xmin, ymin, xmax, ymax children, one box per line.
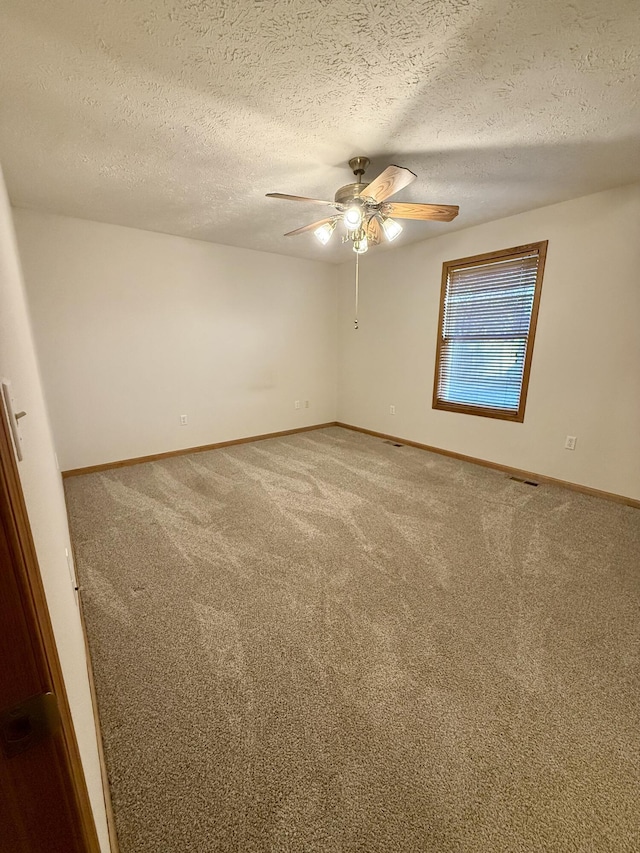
<box><xmin>65</xmin><ymin>427</ymin><xmax>640</xmax><ymax>852</ymax></box>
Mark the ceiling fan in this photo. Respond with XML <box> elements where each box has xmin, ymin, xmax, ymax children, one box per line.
<box><xmin>266</xmin><ymin>156</ymin><xmax>459</xmax><ymax>254</ymax></box>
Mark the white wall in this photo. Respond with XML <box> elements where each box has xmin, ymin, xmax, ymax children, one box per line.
<box><xmin>0</xmin><ymin>172</ymin><xmax>109</xmax><ymax>849</ymax></box>
<box><xmin>337</xmin><ymin>183</ymin><xmax>640</xmax><ymax>501</ymax></box>
<box><xmin>13</xmin><ymin>185</ymin><xmax>640</xmax><ymax>501</ymax></box>
<box><xmin>13</xmin><ymin>210</ymin><xmax>337</xmax><ymax>471</ymax></box>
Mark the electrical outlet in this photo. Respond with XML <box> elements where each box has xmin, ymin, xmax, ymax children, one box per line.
<box><xmin>294</xmin><ymin>400</ymin><xmax>301</xmax><ymax>410</ymax></box>
<box><xmin>389</xmin><ymin>405</ymin><xmax>396</xmax><ymax>415</ymax></box>
<box><xmin>180</xmin><ymin>414</ymin><xmax>188</xmax><ymax>425</ymax></box>
<box><xmin>564</xmin><ymin>435</ymin><xmax>577</xmax><ymax>450</ymax></box>
<box><xmin>304</xmin><ymin>400</ymin><xmax>309</xmax><ymax>408</ymax></box>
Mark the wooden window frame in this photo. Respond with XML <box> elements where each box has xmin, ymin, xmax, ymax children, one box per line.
<box><xmin>432</xmin><ymin>241</ymin><xmax>548</xmax><ymax>423</ymax></box>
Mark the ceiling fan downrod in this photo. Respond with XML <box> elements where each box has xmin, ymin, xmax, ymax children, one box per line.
<box><xmin>348</xmin><ymin>156</ymin><xmax>370</xmax><ymax>186</ymax></box>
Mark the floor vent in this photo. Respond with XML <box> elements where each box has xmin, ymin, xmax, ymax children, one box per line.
<box><xmin>509</xmin><ymin>476</ymin><xmax>539</xmax><ymax>486</ymax></box>
<box><xmin>383</xmin><ymin>440</ymin><xmax>404</xmax><ymax>447</ymax></box>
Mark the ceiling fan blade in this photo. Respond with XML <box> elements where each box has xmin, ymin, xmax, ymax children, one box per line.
<box><xmin>365</xmin><ymin>216</ymin><xmax>383</xmax><ymax>246</ymax></box>
<box><xmin>383</xmin><ymin>202</ymin><xmax>459</xmax><ymax>222</ymax></box>
<box><xmin>284</xmin><ymin>217</ymin><xmax>336</xmax><ymax>237</ymax></box>
<box><xmin>359</xmin><ymin>165</ymin><xmax>416</xmax><ymax>203</ymax></box>
<box><xmin>266</xmin><ymin>193</ymin><xmax>336</xmax><ymax>206</ymax></box>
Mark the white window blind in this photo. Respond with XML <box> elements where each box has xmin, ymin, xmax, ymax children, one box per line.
<box><xmin>434</xmin><ymin>244</ymin><xmax>546</xmax><ymax>420</ymax></box>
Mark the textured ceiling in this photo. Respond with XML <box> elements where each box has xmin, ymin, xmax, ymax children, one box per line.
<box><xmin>1</xmin><ymin>0</ymin><xmax>639</xmax><ymax>262</ymax></box>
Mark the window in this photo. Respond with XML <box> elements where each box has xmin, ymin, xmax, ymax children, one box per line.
<box><xmin>433</xmin><ymin>241</ymin><xmax>547</xmax><ymax>422</ymax></box>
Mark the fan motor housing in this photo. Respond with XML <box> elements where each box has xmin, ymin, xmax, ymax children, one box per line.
<box><xmin>334</xmin><ymin>182</ymin><xmax>370</xmax><ymax>206</ymax></box>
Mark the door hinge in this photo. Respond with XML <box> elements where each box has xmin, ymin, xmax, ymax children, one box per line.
<box><xmin>0</xmin><ymin>692</ymin><xmax>61</xmax><ymax>758</ymax></box>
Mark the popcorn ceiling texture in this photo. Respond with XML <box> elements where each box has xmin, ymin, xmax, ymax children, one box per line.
<box><xmin>1</xmin><ymin>0</ymin><xmax>639</xmax><ymax>261</ymax></box>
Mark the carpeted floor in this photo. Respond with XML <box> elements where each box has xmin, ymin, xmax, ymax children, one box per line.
<box><xmin>65</xmin><ymin>426</ymin><xmax>640</xmax><ymax>852</ymax></box>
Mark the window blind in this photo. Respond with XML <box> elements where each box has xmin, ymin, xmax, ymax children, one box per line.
<box><xmin>434</xmin><ymin>246</ymin><xmax>544</xmax><ymax>418</ymax></box>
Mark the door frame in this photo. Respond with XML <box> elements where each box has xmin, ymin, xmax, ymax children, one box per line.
<box><xmin>0</xmin><ymin>393</ymin><xmax>101</xmax><ymax>850</ymax></box>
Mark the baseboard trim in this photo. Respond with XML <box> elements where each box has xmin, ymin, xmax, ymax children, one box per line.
<box><xmin>62</xmin><ymin>420</ymin><xmax>640</xmax><ymax>508</ymax></box>
<box><xmin>61</xmin><ymin>422</ymin><xmax>339</xmax><ymax>478</ymax></box>
<box><xmin>337</xmin><ymin>422</ymin><xmax>640</xmax><ymax>509</ymax></box>
<box><xmin>77</xmin><ymin>590</ymin><xmax>120</xmax><ymax>853</ymax></box>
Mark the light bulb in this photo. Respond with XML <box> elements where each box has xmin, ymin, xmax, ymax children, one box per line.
<box><xmin>353</xmin><ymin>236</ymin><xmax>368</xmax><ymax>254</ymax></box>
<box><xmin>344</xmin><ymin>205</ymin><xmax>363</xmax><ymax>230</ymax></box>
<box><xmin>381</xmin><ymin>216</ymin><xmax>403</xmax><ymax>242</ymax></box>
<box><xmin>314</xmin><ymin>221</ymin><xmax>336</xmax><ymax>245</ymax></box>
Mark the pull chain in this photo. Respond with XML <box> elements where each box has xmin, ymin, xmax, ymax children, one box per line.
<box><xmin>354</xmin><ymin>252</ymin><xmax>359</xmax><ymax>330</ymax></box>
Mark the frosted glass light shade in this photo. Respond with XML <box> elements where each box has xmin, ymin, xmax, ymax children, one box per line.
<box><xmin>344</xmin><ymin>206</ymin><xmax>363</xmax><ymax>230</ymax></box>
<box><xmin>381</xmin><ymin>216</ymin><xmax>403</xmax><ymax>241</ymax></box>
<box><xmin>314</xmin><ymin>221</ymin><xmax>336</xmax><ymax>245</ymax></box>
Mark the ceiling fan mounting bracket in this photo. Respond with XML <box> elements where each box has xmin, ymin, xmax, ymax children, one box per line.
<box><xmin>348</xmin><ymin>156</ymin><xmax>370</xmax><ymax>179</ymax></box>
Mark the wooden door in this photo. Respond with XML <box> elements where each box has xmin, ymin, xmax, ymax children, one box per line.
<box><xmin>0</xmin><ymin>398</ymin><xmax>101</xmax><ymax>851</ymax></box>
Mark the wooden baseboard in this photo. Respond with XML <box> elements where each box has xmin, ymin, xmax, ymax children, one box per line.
<box><xmin>62</xmin><ymin>419</ymin><xmax>640</xmax><ymax>508</ymax></box>
<box><xmin>336</xmin><ymin>422</ymin><xmax>640</xmax><ymax>509</ymax></box>
<box><xmin>77</xmin><ymin>590</ymin><xmax>120</xmax><ymax>853</ymax></box>
<box><xmin>61</xmin><ymin>423</ymin><xmax>339</xmax><ymax>478</ymax></box>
